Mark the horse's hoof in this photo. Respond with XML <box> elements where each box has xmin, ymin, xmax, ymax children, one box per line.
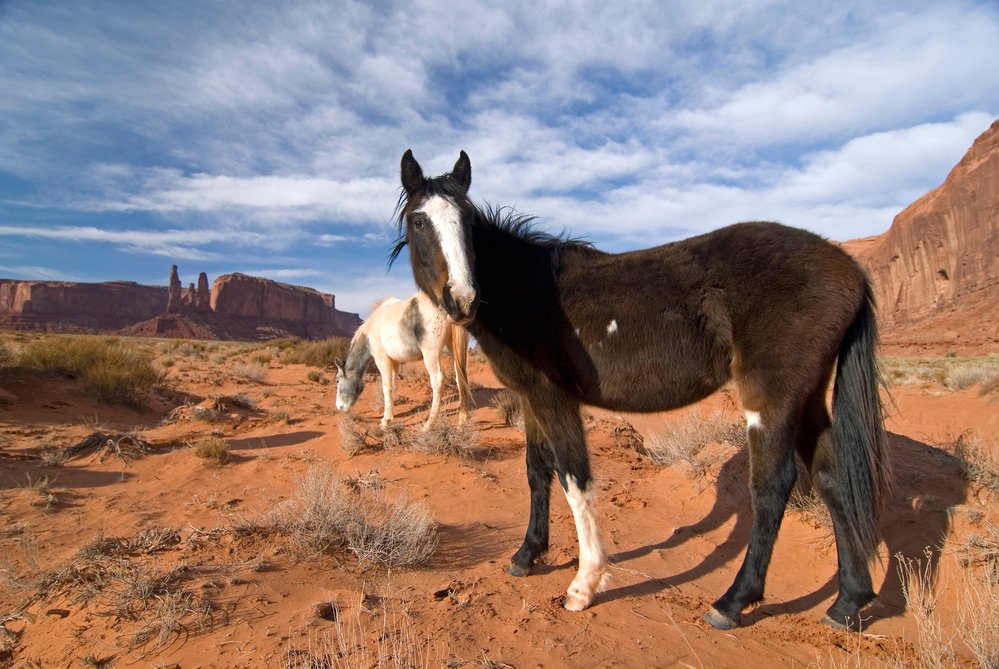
<box><xmin>506</xmin><ymin>563</ymin><xmax>531</xmax><ymax>578</ymax></box>
<box><xmin>703</xmin><ymin>607</ymin><xmax>739</xmax><ymax>630</ymax></box>
<box><xmin>820</xmin><ymin>615</ymin><xmax>852</xmax><ymax>630</ymax></box>
<box><xmin>562</xmin><ymin>592</ymin><xmax>591</xmax><ymax>611</ymax></box>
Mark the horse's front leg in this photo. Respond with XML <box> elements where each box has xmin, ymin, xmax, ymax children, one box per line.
<box><xmin>421</xmin><ymin>352</ymin><xmax>443</xmax><ymax>430</ymax></box>
<box><xmin>379</xmin><ymin>359</ymin><xmax>398</xmax><ymax>428</ymax></box>
<box><xmin>508</xmin><ymin>400</ymin><xmax>554</xmax><ymax>576</ymax></box>
<box><xmin>514</xmin><ymin>394</ymin><xmax>608</xmax><ymax>611</ymax></box>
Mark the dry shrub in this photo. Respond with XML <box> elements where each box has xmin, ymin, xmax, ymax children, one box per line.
<box><xmin>956</xmin><ymin>564</ymin><xmax>999</xmax><ymax>668</ymax></box>
<box><xmin>19</xmin><ymin>335</ymin><xmax>161</xmax><ymax>405</ymax></box>
<box><xmin>281</xmin><ymin>337</ymin><xmax>352</xmax><ymax>368</ymax></box>
<box><xmin>490</xmin><ymin>390</ymin><xmax>523</xmax><ymax>428</ymax></box>
<box><xmin>952</xmin><ymin>522</ymin><xmax>999</xmax><ymax>581</ymax></box>
<box><xmin>286</xmin><ymin>603</ymin><xmax>431</xmax><ymax>669</ymax></box>
<box><xmin>953</xmin><ymin>430</ymin><xmax>999</xmax><ymax>496</ymax></box>
<box><xmin>880</xmin><ymin>355</ymin><xmax>999</xmax><ymax>391</ymax></box>
<box><xmin>897</xmin><ymin>549</ymin><xmax>957</xmax><ymax>669</ymax></box>
<box><xmin>645</xmin><ymin>410</ymin><xmax>744</xmax><ymax>473</ymax></box>
<box><xmin>193</xmin><ymin>437</ymin><xmax>231</xmax><ymax>464</ymax></box>
<box><xmin>787</xmin><ymin>485</ymin><xmax>833</xmax><ymax>531</ymax></box>
<box><xmin>410</xmin><ymin>420</ymin><xmax>477</xmax><ymax>458</ymax></box>
<box><xmin>0</xmin><ymin>341</ymin><xmax>15</xmax><ymax>368</ymax></box>
<box><xmin>281</xmin><ymin>466</ymin><xmax>438</xmax><ymax>567</ymax></box>
<box><xmin>233</xmin><ymin>361</ymin><xmax>268</xmax><ymax>382</ymax></box>
<box><xmin>338</xmin><ymin>415</ymin><xmax>404</xmax><ymax>455</ymax></box>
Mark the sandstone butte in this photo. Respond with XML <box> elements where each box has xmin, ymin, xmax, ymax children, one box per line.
<box><xmin>0</xmin><ymin>269</ymin><xmax>361</xmax><ymax>341</ymax></box>
<box><xmin>1</xmin><ymin>119</ymin><xmax>997</xmax><ymax>348</ymax></box>
<box><xmin>845</xmin><ymin>118</ymin><xmax>999</xmax><ymax>355</ymax></box>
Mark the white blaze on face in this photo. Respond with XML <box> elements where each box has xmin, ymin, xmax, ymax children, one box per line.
<box><xmin>606</xmin><ymin>319</ymin><xmax>618</xmax><ymax>336</ymax></box>
<box><xmin>417</xmin><ymin>195</ymin><xmax>475</xmax><ymax>302</ymax></box>
<box><xmin>745</xmin><ymin>410</ymin><xmax>763</xmax><ymax>432</ymax></box>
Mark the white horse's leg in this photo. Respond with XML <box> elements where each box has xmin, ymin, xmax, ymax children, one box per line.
<box><xmin>379</xmin><ymin>358</ymin><xmax>398</xmax><ymax>428</ymax></box>
<box><xmin>422</xmin><ymin>352</ymin><xmax>443</xmax><ymax>430</ymax></box>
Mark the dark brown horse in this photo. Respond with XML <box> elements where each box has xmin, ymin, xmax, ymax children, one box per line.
<box><xmin>392</xmin><ymin>149</ymin><xmax>891</xmax><ymax>629</ymax></box>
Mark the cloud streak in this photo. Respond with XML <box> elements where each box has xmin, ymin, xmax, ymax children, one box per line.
<box><xmin>0</xmin><ymin>0</ymin><xmax>996</xmax><ymax>314</ymax></box>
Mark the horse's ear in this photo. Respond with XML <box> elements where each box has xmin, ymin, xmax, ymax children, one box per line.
<box><xmin>401</xmin><ymin>149</ymin><xmax>424</xmax><ymax>196</ymax></box>
<box><xmin>333</xmin><ymin>359</ymin><xmax>344</xmax><ymax>374</ymax></box>
<box><xmin>451</xmin><ymin>150</ymin><xmax>471</xmax><ymax>193</ymax></box>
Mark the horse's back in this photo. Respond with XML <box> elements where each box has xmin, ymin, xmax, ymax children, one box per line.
<box><xmin>553</xmin><ymin>221</ymin><xmax>869</xmax><ymax>411</ymax></box>
<box><xmin>368</xmin><ymin>292</ymin><xmax>451</xmax><ymax>363</ymax></box>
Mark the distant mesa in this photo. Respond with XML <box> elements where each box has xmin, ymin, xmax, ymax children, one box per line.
<box><xmin>2</xmin><ymin>119</ymin><xmax>997</xmax><ymax>351</ymax></box>
<box><xmin>0</xmin><ymin>266</ymin><xmax>362</xmax><ymax>341</ymax></box>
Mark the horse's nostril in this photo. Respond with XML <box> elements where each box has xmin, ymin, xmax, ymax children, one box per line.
<box><xmin>442</xmin><ymin>285</ymin><xmax>458</xmax><ymax>313</ymax></box>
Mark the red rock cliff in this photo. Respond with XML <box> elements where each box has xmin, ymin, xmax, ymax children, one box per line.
<box><xmin>0</xmin><ymin>280</ymin><xmax>167</xmax><ymax>332</ymax></box>
<box><xmin>849</xmin><ymin>119</ymin><xmax>999</xmax><ymax>353</ymax></box>
<box><xmin>210</xmin><ymin>273</ymin><xmax>360</xmax><ymax>339</ymax></box>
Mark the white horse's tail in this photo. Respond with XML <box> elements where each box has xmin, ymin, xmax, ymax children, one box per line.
<box><xmin>451</xmin><ymin>325</ymin><xmax>474</xmax><ymax>420</ymax></box>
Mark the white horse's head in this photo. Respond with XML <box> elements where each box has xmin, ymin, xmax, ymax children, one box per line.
<box><xmin>334</xmin><ymin>360</ymin><xmax>363</xmax><ymax>412</ymax></box>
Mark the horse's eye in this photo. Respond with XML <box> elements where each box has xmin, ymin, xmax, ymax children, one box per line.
<box><xmin>412</xmin><ymin>216</ymin><xmax>426</xmax><ymax>230</ymax></box>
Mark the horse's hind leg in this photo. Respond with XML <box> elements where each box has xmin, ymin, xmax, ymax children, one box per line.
<box><xmin>508</xmin><ymin>400</ymin><xmax>554</xmax><ymax>577</ymax></box>
<box><xmin>805</xmin><ymin>393</ymin><xmax>877</xmax><ymax>627</ymax></box>
<box><xmin>379</xmin><ymin>358</ymin><xmax>398</xmax><ymax>428</ymax></box>
<box><xmin>705</xmin><ymin>401</ymin><xmax>799</xmax><ymax>629</ymax></box>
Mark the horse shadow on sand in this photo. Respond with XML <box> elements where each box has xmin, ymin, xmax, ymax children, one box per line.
<box><xmin>600</xmin><ymin>432</ymin><xmax>968</xmax><ymax>626</ymax></box>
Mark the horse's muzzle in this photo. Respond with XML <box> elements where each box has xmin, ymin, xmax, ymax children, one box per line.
<box><xmin>442</xmin><ymin>282</ymin><xmax>479</xmax><ymax>325</ymax></box>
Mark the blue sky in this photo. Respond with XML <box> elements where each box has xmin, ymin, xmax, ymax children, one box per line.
<box><xmin>1</xmin><ymin>1</ymin><xmax>997</xmax><ymax>316</ymax></box>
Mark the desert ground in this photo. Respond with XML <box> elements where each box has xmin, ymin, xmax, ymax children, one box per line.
<box><xmin>1</xmin><ymin>333</ymin><xmax>997</xmax><ymax>668</ymax></box>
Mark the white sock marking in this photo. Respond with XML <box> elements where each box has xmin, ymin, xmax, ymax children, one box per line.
<box><xmin>745</xmin><ymin>410</ymin><xmax>763</xmax><ymax>431</ymax></box>
<box><xmin>562</xmin><ymin>475</ymin><xmax>607</xmax><ymax>610</ymax></box>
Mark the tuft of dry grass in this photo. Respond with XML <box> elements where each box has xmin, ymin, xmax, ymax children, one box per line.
<box><xmin>233</xmin><ymin>361</ymin><xmax>268</xmax><ymax>382</ymax></box>
<box><xmin>280</xmin><ymin>337</ymin><xmax>352</xmax><ymax>369</ymax></box>
<box><xmin>192</xmin><ymin>437</ymin><xmax>231</xmax><ymax>464</ymax></box>
<box><xmin>880</xmin><ymin>355</ymin><xmax>999</xmax><ymax>391</ymax></box>
<box><xmin>951</xmin><ymin>521</ymin><xmax>999</xmax><ymax>581</ymax></box>
<box><xmin>285</xmin><ymin>601</ymin><xmax>432</xmax><ymax>669</ymax></box>
<box><xmin>952</xmin><ymin>430</ymin><xmax>999</xmax><ymax>496</ymax></box>
<box><xmin>0</xmin><ymin>340</ymin><xmax>15</xmax><ymax>369</ymax></box>
<box><xmin>956</xmin><ymin>563</ymin><xmax>999</xmax><ymax>668</ymax></box>
<box><xmin>644</xmin><ymin>410</ymin><xmax>744</xmax><ymax>474</ymax></box>
<box><xmin>410</xmin><ymin>420</ymin><xmax>477</xmax><ymax>458</ymax></box>
<box><xmin>490</xmin><ymin>390</ymin><xmax>523</xmax><ymax>428</ymax></box>
<box><xmin>896</xmin><ymin>549</ymin><xmax>957</xmax><ymax>669</ymax></box>
<box><xmin>337</xmin><ymin>416</ymin><xmax>404</xmax><ymax>455</ymax></box>
<box><xmin>279</xmin><ymin>466</ymin><xmax>438</xmax><ymax>567</ymax></box>
<box><xmin>19</xmin><ymin>335</ymin><xmax>162</xmax><ymax>405</ymax></box>
<box><xmin>306</xmin><ymin>369</ymin><xmax>328</xmax><ymax>384</ymax></box>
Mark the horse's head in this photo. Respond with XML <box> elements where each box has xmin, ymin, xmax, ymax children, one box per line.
<box><xmin>397</xmin><ymin>149</ymin><xmax>479</xmax><ymax>325</ymax></box>
<box><xmin>334</xmin><ymin>361</ymin><xmax>362</xmax><ymax>412</ymax></box>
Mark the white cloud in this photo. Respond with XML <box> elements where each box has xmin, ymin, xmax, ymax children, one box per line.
<box><xmin>0</xmin><ymin>0</ymin><xmax>996</xmax><ymax>293</ymax></box>
<box><xmin>671</xmin><ymin>6</ymin><xmax>999</xmax><ymax>148</ymax></box>
<box><xmin>0</xmin><ymin>265</ymin><xmax>76</xmax><ymax>281</ymax></box>
<box><xmin>82</xmin><ymin>170</ymin><xmax>397</xmax><ymax>225</ymax></box>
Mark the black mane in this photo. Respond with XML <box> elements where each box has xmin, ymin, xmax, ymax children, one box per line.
<box><xmin>388</xmin><ymin>178</ymin><xmax>589</xmax><ymax>268</ymax></box>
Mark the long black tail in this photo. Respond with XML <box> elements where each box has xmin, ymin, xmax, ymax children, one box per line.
<box><xmin>830</xmin><ymin>280</ymin><xmax>892</xmax><ymax>561</ymax></box>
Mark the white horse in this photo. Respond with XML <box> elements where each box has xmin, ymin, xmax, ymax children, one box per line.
<box><xmin>335</xmin><ymin>291</ymin><xmax>472</xmax><ymax>429</ymax></box>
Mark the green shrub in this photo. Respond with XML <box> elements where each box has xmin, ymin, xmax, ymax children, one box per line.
<box><xmin>19</xmin><ymin>336</ymin><xmax>161</xmax><ymax>405</ymax></box>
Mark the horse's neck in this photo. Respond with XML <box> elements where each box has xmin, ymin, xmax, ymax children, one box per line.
<box><xmin>469</xmin><ymin>223</ymin><xmax>561</xmax><ymax>336</ymax></box>
<box><xmin>345</xmin><ymin>331</ymin><xmax>373</xmax><ymax>379</ymax></box>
